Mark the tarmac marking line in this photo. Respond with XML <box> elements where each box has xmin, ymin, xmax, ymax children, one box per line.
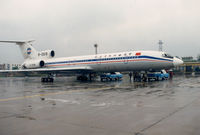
<box><xmin>0</xmin><ymin>87</ymin><xmax>113</xmax><ymax>102</ymax></box>
<box><xmin>137</xmin><ymin>97</ymin><xmax>199</xmax><ymax>134</ymax></box>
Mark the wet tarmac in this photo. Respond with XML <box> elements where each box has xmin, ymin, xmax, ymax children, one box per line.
<box><xmin>0</xmin><ymin>75</ymin><xmax>200</xmax><ymax>135</ymax></box>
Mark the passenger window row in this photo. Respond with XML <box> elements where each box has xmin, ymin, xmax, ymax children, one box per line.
<box><xmin>95</xmin><ymin>52</ymin><xmax>133</xmax><ymax>59</ymax></box>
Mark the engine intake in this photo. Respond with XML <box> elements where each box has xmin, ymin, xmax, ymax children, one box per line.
<box><xmin>50</xmin><ymin>50</ymin><xmax>55</xmax><ymax>57</ymax></box>
<box><xmin>22</xmin><ymin>60</ymin><xmax>45</xmax><ymax>69</ymax></box>
<box><xmin>40</xmin><ymin>60</ymin><xmax>45</xmax><ymax>67</ymax></box>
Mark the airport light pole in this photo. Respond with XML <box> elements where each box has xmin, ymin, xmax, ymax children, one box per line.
<box><xmin>158</xmin><ymin>40</ymin><xmax>163</xmax><ymax>51</ymax></box>
<box><xmin>94</xmin><ymin>44</ymin><xmax>98</xmax><ymax>55</ymax></box>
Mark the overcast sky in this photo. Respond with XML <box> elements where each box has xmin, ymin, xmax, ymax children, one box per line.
<box><xmin>0</xmin><ymin>0</ymin><xmax>200</xmax><ymax>63</ymax></box>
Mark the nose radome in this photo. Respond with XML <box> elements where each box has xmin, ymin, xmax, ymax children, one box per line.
<box><xmin>173</xmin><ymin>57</ymin><xmax>183</xmax><ymax>66</ymax></box>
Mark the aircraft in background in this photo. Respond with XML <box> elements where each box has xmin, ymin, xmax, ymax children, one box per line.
<box><xmin>0</xmin><ymin>40</ymin><xmax>183</xmax><ymax>82</ymax></box>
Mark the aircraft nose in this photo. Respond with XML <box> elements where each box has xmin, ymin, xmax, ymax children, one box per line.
<box><xmin>173</xmin><ymin>57</ymin><xmax>183</xmax><ymax>66</ymax></box>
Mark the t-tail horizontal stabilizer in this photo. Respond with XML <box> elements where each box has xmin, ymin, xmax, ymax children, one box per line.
<box><xmin>0</xmin><ymin>40</ymin><xmax>38</xmax><ymax>59</ymax></box>
<box><xmin>0</xmin><ymin>40</ymin><xmax>35</xmax><ymax>45</ymax></box>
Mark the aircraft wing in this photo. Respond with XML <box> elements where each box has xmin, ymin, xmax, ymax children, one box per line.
<box><xmin>0</xmin><ymin>66</ymin><xmax>93</xmax><ymax>75</ymax></box>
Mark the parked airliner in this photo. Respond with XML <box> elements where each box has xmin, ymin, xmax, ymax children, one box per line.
<box><xmin>0</xmin><ymin>40</ymin><xmax>183</xmax><ymax>82</ymax></box>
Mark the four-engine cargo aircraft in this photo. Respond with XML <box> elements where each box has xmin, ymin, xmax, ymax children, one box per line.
<box><xmin>0</xmin><ymin>40</ymin><xmax>183</xmax><ymax>82</ymax></box>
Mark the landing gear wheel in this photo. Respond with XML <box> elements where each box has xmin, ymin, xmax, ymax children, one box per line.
<box><xmin>41</xmin><ymin>77</ymin><xmax>54</xmax><ymax>83</ymax></box>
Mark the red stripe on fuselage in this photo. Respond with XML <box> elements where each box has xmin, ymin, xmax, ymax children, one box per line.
<box><xmin>46</xmin><ymin>59</ymin><xmax>172</xmax><ymax>67</ymax></box>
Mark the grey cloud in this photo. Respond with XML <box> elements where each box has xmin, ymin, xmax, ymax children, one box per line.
<box><xmin>0</xmin><ymin>0</ymin><xmax>200</xmax><ymax>63</ymax></box>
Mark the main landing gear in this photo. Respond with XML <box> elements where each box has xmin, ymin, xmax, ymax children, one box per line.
<box><xmin>41</xmin><ymin>77</ymin><xmax>54</xmax><ymax>82</ymax></box>
<box><xmin>77</xmin><ymin>75</ymin><xmax>88</xmax><ymax>81</ymax></box>
<box><xmin>41</xmin><ymin>74</ymin><xmax>54</xmax><ymax>82</ymax></box>
<box><xmin>77</xmin><ymin>73</ymin><xmax>94</xmax><ymax>81</ymax></box>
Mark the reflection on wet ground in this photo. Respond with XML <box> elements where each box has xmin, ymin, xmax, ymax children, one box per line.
<box><xmin>0</xmin><ymin>75</ymin><xmax>200</xmax><ymax>135</ymax></box>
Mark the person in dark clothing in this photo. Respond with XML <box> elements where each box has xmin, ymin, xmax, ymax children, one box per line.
<box><xmin>129</xmin><ymin>72</ymin><xmax>133</xmax><ymax>81</ymax></box>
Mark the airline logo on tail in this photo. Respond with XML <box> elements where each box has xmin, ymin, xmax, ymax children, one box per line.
<box><xmin>27</xmin><ymin>48</ymin><xmax>32</xmax><ymax>55</ymax></box>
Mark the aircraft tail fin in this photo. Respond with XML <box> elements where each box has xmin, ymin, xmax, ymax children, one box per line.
<box><xmin>0</xmin><ymin>40</ymin><xmax>38</xmax><ymax>60</ymax></box>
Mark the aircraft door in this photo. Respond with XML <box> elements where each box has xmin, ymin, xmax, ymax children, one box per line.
<box><xmin>124</xmin><ymin>59</ymin><xmax>128</xmax><ymax>64</ymax></box>
<box><xmin>97</xmin><ymin>56</ymin><xmax>101</xmax><ymax>65</ymax></box>
<box><xmin>124</xmin><ymin>56</ymin><xmax>128</xmax><ymax>64</ymax></box>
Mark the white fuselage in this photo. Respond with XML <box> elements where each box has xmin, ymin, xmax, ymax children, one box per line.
<box><xmin>32</xmin><ymin>50</ymin><xmax>180</xmax><ymax>72</ymax></box>
<box><xmin>0</xmin><ymin>40</ymin><xmax>183</xmax><ymax>77</ymax></box>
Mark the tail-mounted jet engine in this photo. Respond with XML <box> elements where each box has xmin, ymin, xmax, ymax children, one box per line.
<box><xmin>22</xmin><ymin>60</ymin><xmax>45</xmax><ymax>69</ymax></box>
<box><xmin>38</xmin><ymin>50</ymin><xmax>55</xmax><ymax>58</ymax></box>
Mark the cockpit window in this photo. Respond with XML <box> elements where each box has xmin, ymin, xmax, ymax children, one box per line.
<box><xmin>162</xmin><ymin>53</ymin><xmax>174</xmax><ymax>59</ymax></box>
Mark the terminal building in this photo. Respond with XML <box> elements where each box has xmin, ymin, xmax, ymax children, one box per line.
<box><xmin>174</xmin><ymin>56</ymin><xmax>200</xmax><ymax>74</ymax></box>
<box><xmin>0</xmin><ymin>63</ymin><xmax>21</xmax><ymax>70</ymax></box>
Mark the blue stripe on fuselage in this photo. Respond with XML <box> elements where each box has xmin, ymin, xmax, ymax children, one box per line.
<box><xmin>45</xmin><ymin>55</ymin><xmax>173</xmax><ymax>65</ymax></box>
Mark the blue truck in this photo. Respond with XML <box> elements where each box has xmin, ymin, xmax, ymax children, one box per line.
<box><xmin>147</xmin><ymin>70</ymin><xmax>169</xmax><ymax>81</ymax></box>
<box><xmin>100</xmin><ymin>72</ymin><xmax>123</xmax><ymax>81</ymax></box>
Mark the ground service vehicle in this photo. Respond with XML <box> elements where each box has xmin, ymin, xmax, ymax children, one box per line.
<box><xmin>100</xmin><ymin>72</ymin><xmax>123</xmax><ymax>81</ymax></box>
<box><xmin>147</xmin><ymin>70</ymin><xmax>169</xmax><ymax>81</ymax></box>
